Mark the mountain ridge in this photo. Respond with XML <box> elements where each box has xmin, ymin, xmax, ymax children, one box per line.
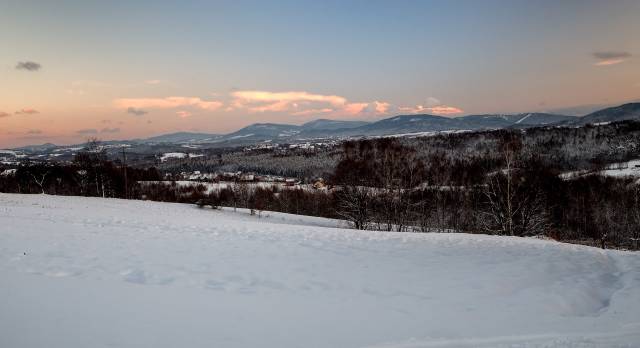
<box><xmin>9</xmin><ymin>102</ymin><xmax>640</xmax><ymax>151</ymax></box>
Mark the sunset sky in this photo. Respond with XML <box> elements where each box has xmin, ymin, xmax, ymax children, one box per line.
<box><xmin>1</xmin><ymin>0</ymin><xmax>639</xmax><ymax>147</ymax></box>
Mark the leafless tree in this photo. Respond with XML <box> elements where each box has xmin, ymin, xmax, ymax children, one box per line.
<box><xmin>335</xmin><ymin>186</ymin><xmax>373</xmax><ymax>230</ymax></box>
<box><xmin>478</xmin><ymin>143</ymin><xmax>549</xmax><ymax>237</ymax></box>
<box><xmin>28</xmin><ymin>170</ymin><xmax>50</xmax><ymax>194</ymax></box>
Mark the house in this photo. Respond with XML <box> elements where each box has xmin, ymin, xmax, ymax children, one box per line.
<box><xmin>240</xmin><ymin>174</ymin><xmax>255</xmax><ymax>182</ymax></box>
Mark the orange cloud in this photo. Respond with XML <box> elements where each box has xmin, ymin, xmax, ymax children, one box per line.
<box><xmin>373</xmin><ymin>101</ymin><xmax>390</xmax><ymax>114</ymax></box>
<box><xmin>594</xmin><ymin>59</ymin><xmax>627</xmax><ymax>66</ymax></box>
<box><xmin>231</xmin><ymin>90</ymin><xmax>347</xmax><ymax>108</ymax></box>
<box><xmin>246</xmin><ymin>100</ymin><xmax>291</xmax><ymax>113</ymax></box>
<box><xmin>15</xmin><ymin>108</ymin><xmax>39</xmax><ymax>115</ymax></box>
<box><xmin>291</xmin><ymin>108</ymin><xmax>334</xmax><ymax>116</ymax></box>
<box><xmin>114</xmin><ymin>97</ymin><xmax>223</xmax><ymax>111</ymax></box>
<box><xmin>592</xmin><ymin>51</ymin><xmax>631</xmax><ymax>66</ymax></box>
<box><xmin>398</xmin><ymin>102</ymin><xmax>463</xmax><ymax>115</ymax></box>
<box><xmin>230</xmin><ymin>90</ymin><xmax>382</xmax><ymax>117</ymax></box>
<box><xmin>113</xmin><ymin>90</ymin><xmax>461</xmax><ymax>119</ymax></box>
<box><xmin>344</xmin><ymin>102</ymin><xmax>369</xmax><ymax>115</ymax></box>
<box><xmin>176</xmin><ymin>110</ymin><xmax>192</xmax><ymax>118</ymax></box>
<box><xmin>428</xmin><ymin>105</ymin><xmax>464</xmax><ymax>115</ymax></box>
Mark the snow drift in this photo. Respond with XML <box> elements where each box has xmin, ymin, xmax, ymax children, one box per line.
<box><xmin>0</xmin><ymin>193</ymin><xmax>639</xmax><ymax>347</ymax></box>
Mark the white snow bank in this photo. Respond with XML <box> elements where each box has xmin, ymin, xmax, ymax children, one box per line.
<box><xmin>159</xmin><ymin>152</ymin><xmax>188</xmax><ymax>161</ymax></box>
<box><xmin>0</xmin><ymin>193</ymin><xmax>639</xmax><ymax>348</ymax></box>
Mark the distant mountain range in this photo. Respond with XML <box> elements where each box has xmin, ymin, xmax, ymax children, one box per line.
<box><xmin>6</xmin><ymin>103</ymin><xmax>640</xmax><ymax>156</ymax></box>
<box><xmin>163</xmin><ymin>102</ymin><xmax>636</xmax><ymax>144</ymax></box>
<box><xmin>141</xmin><ymin>132</ymin><xmax>222</xmax><ymax>144</ymax></box>
<box><xmin>569</xmin><ymin>103</ymin><xmax>640</xmax><ymax>125</ymax></box>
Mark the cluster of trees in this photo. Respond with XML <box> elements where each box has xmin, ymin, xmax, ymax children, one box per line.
<box><xmin>0</xmin><ymin>140</ymin><xmax>161</xmax><ymax>198</ymax></box>
<box><xmin>141</xmin><ymin>182</ymin><xmax>335</xmax><ymax>219</ymax></box>
<box><xmin>330</xmin><ymin>136</ymin><xmax>640</xmax><ymax>249</ymax></box>
<box><xmin>159</xmin><ymin>146</ymin><xmax>338</xmax><ymax>180</ymax></box>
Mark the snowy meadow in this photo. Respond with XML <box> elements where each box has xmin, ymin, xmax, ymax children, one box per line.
<box><xmin>1</xmin><ymin>193</ymin><xmax>639</xmax><ymax>347</ymax></box>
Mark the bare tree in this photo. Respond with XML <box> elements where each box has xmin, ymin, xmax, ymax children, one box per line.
<box><xmin>477</xmin><ymin>142</ymin><xmax>549</xmax><ymax>237</ymax></box>
<box><xmin>335</xmin><ymin>185</ymin><xmax>372</xmax><ymax>230</ymax></box>
<box><xmin>28</xmin><ymin>170</ymin><xmax>50</xmax><ymax>194</ymax></box>
<box><xmin>74</xmin><ymin>138</ymin><xmax>107</xmax><ymax>197</ymax></box>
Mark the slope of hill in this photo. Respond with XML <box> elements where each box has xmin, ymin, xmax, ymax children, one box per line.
<box><xmin>460</xmin><ymin>113</ymin><xmax>574</xmax><ymax>128</ymax></box>
<box><xmin>572</xmin><ymin>103</ymin><xmax>640</xmax><ymax>125</ymax></box>
<box><xmin>338</xmin><ymin>114</ymin><xmax>467</xmax><ymax>136</ymax></box>
<box><xmin>141</xmin><ymin>132</ymin><xmax>221</xmax><ymax>144</ymax></box>
<box><xmin>1</xmin><ymin>193</ymin><xmax>639</xmax><ymax>347</ymax></box>
<box><xmin>222</xmin><ymin>123</ymin><xmax>301</xmax><ymax>142</ymax></box>
<box><xmin>301</xmin><ymin>119</ymin><xmax>369</xmax><ymax>131</ymax></box>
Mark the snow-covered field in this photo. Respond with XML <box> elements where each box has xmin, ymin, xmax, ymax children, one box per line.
<box><xmin>560</xmin><ymin>159</ymin><xmax>640</xmax><ymax>180</ymax></box>
<box><xmin>1</xmin><ymin>194</ymin><xmax>639</xmax><ymax>348</ymax></box>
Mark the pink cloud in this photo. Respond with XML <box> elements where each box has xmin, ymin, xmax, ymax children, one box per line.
<box><xmin>398</xmin><ymin>101</ymin><xmax>463</xmax><ymax>116</ymax></box>
<box><xmin>593</xmin><ymin>51</ymin><xmax>631</xmax><ymax>66</ymax></box>
<box><xmin>373</xmin><ymin>101</ymin><xmax>390</xmax><ymax>114</ymax></box>
<box><xmin>246</xmin><ymin>100</ymin><xmax>291</xmax><ymax>113</ymax></box>
<box><xmin>343</xmin><ymin>102</ymin><xmax>369</xmax><ymax>115</ymax></box>
<box><xmin>230</xmin><ymin>90</ymin><xmax>382</xmax><ymax>117</ymax></box>
<box><xmin>594</xmin><ymin>58</ymin><xmax>627</xmax><ymax>66</ymax></box>
<box><xmin>291</xmin><ymin>108</ymin><xmax>334</xmax><ymax>116</ymax></box>
<box><xmin>15</xmin><ymin>108</ymin><xmax>39</xmax><ymax>115</ymax></box>
<box><xmin>428</xmin><ymin>105</ymin><xmax>464</xmax><ymax>115</ymax></box>
<box><xmin>112</xmin><ymin>90</ymin><xmax>462</xmax><ymax>119</ymax></box>
<box><xmin>114</xmin><ymin>97</ymin><xmax>223</xmax><ymax>111</ymax></box>
<box><xmin>231</xmin><ymin>90</ymin><xmax>347</xmax><ymax>108</ymax></box>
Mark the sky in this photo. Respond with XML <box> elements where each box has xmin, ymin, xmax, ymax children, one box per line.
<box><xmin>1</xmin><ymin>0</ymin><xmax>639</xmax><ymax>147</ymax></box>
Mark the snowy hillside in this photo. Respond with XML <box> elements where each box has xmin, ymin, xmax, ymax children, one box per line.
<box><xmin>1</xmin><ymin>194</ymin><xmax>639</xmax><ymax>347</ymax></box>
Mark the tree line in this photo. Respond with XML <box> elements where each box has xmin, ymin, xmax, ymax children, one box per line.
<box><xmin>329</xmin><ymin>136</ymin><xmax>640</xmax><ymax>249</ymax></box>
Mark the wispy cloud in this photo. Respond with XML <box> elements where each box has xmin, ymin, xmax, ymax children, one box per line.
<box><xmin>397</xmin><ymin>97</ymin><xmax>464</xmax><ymax>115</ymax></box>
<box><xmin>230</xmin><ymin>90</ymin><xmax>386</xmax><ymax>117</ymax></box>
<box><xmin>113</xmin><ymin>90</ymin><xmax>463</xmax><ymax>119</ymax></box>
<box><xmin>145</xmin><ymin>80</ymin><xmax>162</xmax><ymax>85</ymax></box>
<box><xmin>114</xmin><ymin>97</ymin><xmax>223</xmax><ymax>111</ymax></box>
<box><xmin>26</xmin><ymin>129</ymin><xmax>42</xmax><ymax>135</ymax></box>
<box><xmin>176</xmin><ymin>111</ymin><xmax>192</xmax><ymax>118</ymax></box>
<box><xmin>291</xmin><ymin>108</ymin><xmax>334</xmax><ymax>116</ymax></box>
<box><xmin>127</xmin><ymin>107</ymin><xmax>148</xmax><ymax>116</ymax></box>
<box><xmin>593</xmin><ymin>51</ymin><xmax>631</xmax><ymax>66</ymax></box>
<box><xmin>0</xmin><ymin>111</ymin><xmax>9</xmax><ymax>118</ymax></box>
<box><xmin>427</xmin><ymin>105</ymin><xmax>464</xmax><ymax>115</ymax></box>
<box><xmin>231</xmin><ymin>90</ymin><xmax>347</xmax><ymax>111</ymax></box>
<box><xmin>373</xmin><ymin>101</ymin><xmax>390</xmax><ymax>114</ymax></box>
<box><xmin>100</xmin><ymin>127</ymin><xmax>120</xmax><ymax>134</ymax></box>
<box><xmin>76</xmin><ymin>128</ymin><xmax>98</xmax><ymax>135</ymax></box>
<box><xmin>16</xmin><ymin>61</ymin><xmax>41</xmax><ymax>71</ymax></box>
<box><xmin>15</xmin><ymin>108</ymin><xmax>39</xmax><ymax>115</ymax></box>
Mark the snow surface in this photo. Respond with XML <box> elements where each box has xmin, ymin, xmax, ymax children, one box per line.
<box><xmin>515</xmin><ymin>113</ymin><xmax>532</xmax><ymax>124</ymax></box>
<box><xmin>560</xmin><ymin>159</ymin><xmax>640</xmax><ymax>180</ymax></box>
<box><xmin>1</xmin><ymin>193</ymin><xmax>640</xmax><ymax>348</ymax></box>
<box><xmin>160</xmin><ymin>152</ymin><xmax>188</xmax><ymax>161</ymax></box>
<box><xmin>159</xmin><ymin>152</ymin><xmax>203</xmax><ymax>162</ymax></box>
